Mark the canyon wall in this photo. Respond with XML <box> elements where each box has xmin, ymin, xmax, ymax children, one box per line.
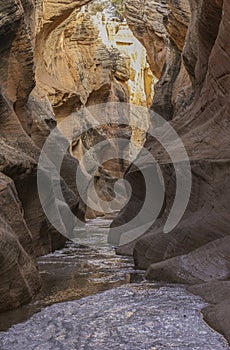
<box><xmin>0</xmin><ymin>0</ymin><xmax>88</xmax><ymax>312</ymax></box>
<box><xmin>1</xmin><ymin>2</ymin><xmax>230</xmax><ymax>344</ymax></box>
<box><xmin>34</xmin><ymin>5</ymin><xmax>130</xmax><ymax>121</ymax></box>
<box><xmin>125</xmin><ymin>0</ymin><xmax>192</xmax><ymax>120</ymax></box>
<box><xmin>34</xmin><ymin>4</ymin><xmax>133</xmax><ymax>218</ymax></box>
<box><xmin>112</xmin><ymin>0</ymin><xmax>230</xmax><ymax>342</ymax></box>
<box><xmin>0</xmin><ymin>0</ymin><xmax>147</xmax><ymax>310</ymax></box>
<box><xmin>33</xmin><ymin>5</ymin><xmax>155</xmax><ymax>218</ymax></box>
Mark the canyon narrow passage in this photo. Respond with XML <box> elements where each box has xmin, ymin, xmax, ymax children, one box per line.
<box><xmin>1</xmin><ymin>0</ymin><xmax>230</xmax><ymax>349</ymax></box>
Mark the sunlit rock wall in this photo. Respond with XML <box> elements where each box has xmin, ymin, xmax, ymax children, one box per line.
<box><xmin>93</xmin><ymin>14</ymin><xmax>155</xmax><ymax>108</ymax></box>
<box><xmin>125</xmin><ymin>0</ymin><xmax>191</xmax><ymax>120</ymax></box>
<box><xmin>34</xmin><ymin>3</ymin><xmax>156</xmax><ymax>219</ymax></box>
<box><xmin>34</xmin><ymin>6</ymin><xmax>130</xmax><ymax>120</ymax></box>
<box><xmin>35</xmin><ymin>6</ymin><xmax>132</xmax><ymax>218</ymax></box>
<box><xmin>92</xmin><ymin>13</ymin><xmax>155</xmax><ymax>147</ymax></box>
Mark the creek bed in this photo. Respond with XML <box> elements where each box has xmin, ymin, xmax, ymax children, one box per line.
<box><xmin>0</xmin><ymin>219</ymin><xmax>139</xmax><ymax>331</ymax></box>
<box><xmin>0</xmin><ymin>219</ymin><xmax>229</xmax><ymax>349</ymax></box>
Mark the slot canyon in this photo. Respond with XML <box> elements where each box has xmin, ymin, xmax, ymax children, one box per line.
<box><xmin>0</xmin><ymin>0</ymin><xmax>230</xmax><ymax>349</ymax></box>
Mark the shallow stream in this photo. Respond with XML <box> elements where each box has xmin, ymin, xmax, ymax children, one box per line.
<box><xmin>0</xmin><ymin>219</ymin><xmax>139</xmax><ymax>331</ymax></box>
<box><xmin>0</xmin><ymin>219</ymin><xmax>229</xmax><ymax>349</ymax></box>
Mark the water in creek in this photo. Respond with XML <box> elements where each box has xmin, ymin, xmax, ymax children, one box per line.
<box><xmin>0</xmin><ymin>218</ymin><xmax>142</xmax><ymax>331</ymax></box>
<box><xmin>0</xmin><ymin>219</ymin><xmax>229</xmax><ymax>349</ymax></box>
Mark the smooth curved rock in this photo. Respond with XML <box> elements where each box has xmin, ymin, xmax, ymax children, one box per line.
<box><xmin>112</xmin><ymin>0</ymin><xmax>230</xmax><ymax>341</ymax></box>
<box><xmin>0</xmin><ymin>173</ymin><xmax>41</xmax><ymax>311</ymax></box>
<box><xmin>188</xmin><ymin>281</ymin><xmax>230</xmax><ymax>344</ymax></box>
<box><xmin>35</xmin><ymin>6</ymin><xmax>130</xmax><ymax>120</ymax></box>
<box><xmin>125</xmin><ymin>0</ymin><xmax>192</xmax><ymax>120</ymax></box>
<box><xmin>0</xmin><ymin>0</ymin><xmax>85</xmax><ymax>310</ymax></box>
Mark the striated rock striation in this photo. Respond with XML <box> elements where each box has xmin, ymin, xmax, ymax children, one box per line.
<box><xmin>125</xmin><ymin>0</ymin><xmax>192</xmax><ymax>120</ymax></box>
<box><xmin>1</xmin><ymin>2</ymin><xmax>230</xmax><ymax>345</ymax></box>
<box><xmin>34</xmin><ymin>6</ymin><xmax>130</xmax><ymax>121</ymax></box>
<box><xmin>34</xmin><ymin>5</ymin><xmax>134</xmax><ymax>218</ymax></box>
<box><xmin>112</xmin><ymin>0</ymin><xmax>230</xmax><ymax>343</ymax></box>
<box><xmin>0</xmin><ymin>0</ymin><xmax>86</xmax><ymax>311</ymax></box>
<box><xmin>0</xmin><ymin>0</ymin><xmax>152</xmax><ymax>310</ymax></box>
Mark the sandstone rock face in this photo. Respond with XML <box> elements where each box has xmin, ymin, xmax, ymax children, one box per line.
<box><xmin>0</xmin><ymin>173</ymin><xmax>41</xmax><ymax>312</ymax></box>
<box><xmin>1</xmin><ymin>3</ymin><xmax>229</xmax><ymax>345</ymax></box>
<box><xmin>189</xmin><ymin>281</ymin><xmax>230</xmax><ymax>343</ymax></box>
<box><xmin>0</xmin><ymin>0</ymin><xmax>41</xmax><ymax>311</ymax></box>
<box><xmin>112</xmin><ymin>0</ymin><xmax>230</xmax><ymax>342</ymax></box>
<box><xmin>94</xmin><ymin>14</ymin><xmax>155</xmax><ymax>148</ymax></box>
<box><xmin>34</xmin><ymin>6</ymin><xmax>130</xmax><ymax>121</ymax></box>
<box><xmin>34</xmin><ymin>4</ymin><xmax>154</xmax><ymax>219</ymax></box>
<box><xmin>94</xmin><ymin>14</ymin><xmax>155</xmax><ymax>108</ymax></box>
<box><xmin>34</xmin><ymin>5</ymin><xmax>133</xmax><ymax>219</ymax></box>
<box><xmin>0</xmin><ymin>0</ymin><xmax>85</xmax><ymax>311</ymax></box>
<box><xmin>125</xmin><ymin>0</ymin><xmax>192</xmax><ymax>120</ymax></box>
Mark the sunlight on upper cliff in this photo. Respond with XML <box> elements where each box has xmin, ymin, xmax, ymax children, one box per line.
<box><xmin>96</xmin><ymin>14</ymin><xmax>155</xmax><ymax>107</ymax></box>
<box><xmin>82</xmin><ymin>5</ymin><xmax>156</xmax><ymax>108</ymax></box>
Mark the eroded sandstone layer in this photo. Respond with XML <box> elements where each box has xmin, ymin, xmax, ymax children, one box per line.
<box><xmin>34</xmin><ymin>4</ymin><xmax>132</xmax><ymax>218</ymax></box>
<box><xmin>34</xmin><ymin>5</ymin><xmax>130</xmax><ymax>120</ymax></box>
<box><xmin>112</xmin><ymin>0</ymin><xmax>230</xmax><ymax>343</ymax></box>
<box><xmin>33</xmin><ymin>3</ymin><xmax>156</xmax><ymax>219</ymax></box>
<box><xmin>1</xmin><ymin>3</ymin><xmax>230</xmax><ymax>347</ymax></box>
<box><xmin>0</xmin><ymin>0</ymin><xmax>87</xmax><ymax>311</ymax></box>
<box><xmin>125</xmin><ymin>0</ymin><xmax>192</xmax><ymax>120</ymax></box>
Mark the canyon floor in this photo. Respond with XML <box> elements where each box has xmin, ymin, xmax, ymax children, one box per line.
<box><xmin>0</xmin><ymin>219</ymin><xmax>229</xmax><ymax>350</ymax></box>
